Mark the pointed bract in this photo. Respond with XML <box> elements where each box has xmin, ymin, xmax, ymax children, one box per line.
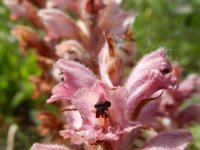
<box><xmin>99</xmin><ymin>34</ymin><xmax>124</xmax><ymax>87</ymax></box>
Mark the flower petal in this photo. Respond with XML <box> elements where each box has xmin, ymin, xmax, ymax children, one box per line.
<box><xmin>71</xmin><ymin>82</ymin><xmax>108</xmax><ymax>128</ymax></box>
<box><xmin>47</xmin><ymin>59</ymin><xmax>97</xmax><ymax>103</ymax></box>
<box><xmin>108</xmin><ymin>87</ymin><xmax>133</xmax><ymax>127</ymax></box>
<box><xmin>173</xmin><ymin>74</ymin><xmax>200</xmax><ymax>102</ymax></box>
<box><xmin>60</xmin><ymin>124</ymin><xmax>141</xmax><ymax>145</ymax></box>
<box><xmin>97</xmin><ymin>3</ymin><xmax>135</xmax><ymax>35</ymax></box>
<box><xmin>47</xmin><ymin>83</ymin><xmax>74</xmax><ymax>103</ymax></box>
<box><xmin>140</xmin><ymin>130</ymin><xmax>193</xmax><ymax>150</ymax></box>
<box><xmin>64</xmin><ymin>111</ymin><xmax>82</xmax><ymax>129</ymax></box>
<box><xmin>60</xmin><ymin>128</ymin><xmax>118</xmax><ymax>144</ymax></box>
<box><xmin>177</xmin><ymin>105</ymin><xmax>200</xmax><ymax>127</ymax></box>
<box><xmin>136</xmin><ymin>100</ymin><xmax>164</xmax><ymax>129</ymax></box>
<box><xmin>59</xmin><ymin>129</ymin><xmax>84</xmax><ymax>145</ymax></box>
<box><xmin>125</xmin><ymin>48</ymin><xmax>177</xmax><ymax>119</ymax></box>
<box><xmin>38</xmin><ymin>8</ymin><xmax>84</xmax><ymax>40</ymax></box>
<box><xmin>56</xmin><ymin>59</ymin><xmax>97</xmax><ymax>88</ymax></box>
<box><xmin>72</xmin><ymin>88</ymin><xmax>98</xmax><ymax>128</ymax></box>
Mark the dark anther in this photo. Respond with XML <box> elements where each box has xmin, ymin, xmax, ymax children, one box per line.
<box><xmin>94</xmin><ymin>100</ymin><xmax>111</xmax><ymax>119</ymax></box>
<box><xmin>94</xmin><ymin>101</ymin><xmax>111</xmax><ymax>110</ymax></box>
<box><xmin>160</xmin><ymin>67</ymin><xmax>170</xmax><ymax>75</ymax></box>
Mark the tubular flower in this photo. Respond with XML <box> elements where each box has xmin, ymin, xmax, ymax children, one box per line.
<box><xmin>39</xmin><ymin>42</ymin><xmax>192</xmax><ymax>150</ymax></box>
<box><xmin>135</xmin><ymin>66</ymin><xmax>200</xmax><ymax>131</ymax></box>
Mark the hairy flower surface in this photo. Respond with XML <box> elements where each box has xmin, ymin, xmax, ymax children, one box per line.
<box><xmin>43</xmin><ymin>46</ymin><xmax>193</xmax><ymax>150</ymax></box>
<box><xmin>136</xmin><ymin>68</ymin><xmax>200</xmax><ymax>130</ymax></box>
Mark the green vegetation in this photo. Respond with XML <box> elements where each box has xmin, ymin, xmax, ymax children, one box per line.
<box><xmin>0</xmin><ymin>2</ymin><xmax>41</xmax><ymax>149</ymax></box>
<box><xmin>122</xmin><ymin>0</ymin><xmax>200</xmax><ymax>74</ymax></box>
<box><xmin>0</xmin><ymin>1</ymin><xmax>38</xmax><ymax>123</ymax></box>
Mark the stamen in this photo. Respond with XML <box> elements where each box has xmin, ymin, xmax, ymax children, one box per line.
<box><xmin>94</xmin><ymin>100</ymin><xmax>111</xmax><ymax>119</ymax></box>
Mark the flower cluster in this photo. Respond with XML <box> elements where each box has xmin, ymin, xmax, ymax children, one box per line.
<box><xmin>4</xmin><ymin>0</ymin><xmax>136</xmax><ymax>99</ymax></box>
<box><xmin>4</xmin><ymin>0</ymin><xmax>200</xmax><ymax>149</ymax></box>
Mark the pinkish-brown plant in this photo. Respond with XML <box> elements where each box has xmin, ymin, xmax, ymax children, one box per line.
<box><xmin>4</xmin><ymin>0</ymin><xmax>136</xmax><ymax>98</ymax></box>
<box><xmin>31</xmin><ymin>46</ymin><xmax>194</xmax><ymax>150</ymax></box>
<box><xmin>4</xmin><ymin>0</ymin><xmax>200</xmax><ymax>150</ymax></box>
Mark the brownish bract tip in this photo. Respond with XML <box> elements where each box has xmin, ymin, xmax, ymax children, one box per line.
<box><xmin>103</xmin><ymin>32</ymin><xmax>115</xmax><ymax>57</ymax></box>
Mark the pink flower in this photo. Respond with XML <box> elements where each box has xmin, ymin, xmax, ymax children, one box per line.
<box><xmin>46</xmin><ymin>38</ymin><xmax>179</xmax><ymax>148</ymax></box>
<box><xmin>38</xmin><ymin>8</ymin><xmax>85</xmax><ymax>41</ymax></box>
<box><xmin>37</xmin><ymin>2</ymin><xmax>136</xmax><ymax>64</ymax></box>
<box><xmin>135</xmin><ymin>71</ymin><xmax>200</xmax><ymax>130</ymax></box>
<box><xmin>125</xmin><ymin>48</ymin><xmax>177</xmax><ymax>119</ymax></box>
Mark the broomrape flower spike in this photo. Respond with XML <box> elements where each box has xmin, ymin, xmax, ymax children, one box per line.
<box><xmin>4</xmin><ymin>0</ymin><xmax>137</xmax><ymax>98</ymax></box>
<box><xmin>31</xmin><ymin>42</ymin><xmax>193</xmax><ymax>149</ymax></box>
<box><xmin>3</xmin><ymin>0</ymin><xmax>197</xmax><ymax>149</ymax></box>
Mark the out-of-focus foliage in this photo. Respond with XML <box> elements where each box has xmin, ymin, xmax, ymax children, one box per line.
<box><xmin>122</xmin><ymin>0</ymin><xmax>200</xmax><ymax>74</ymax></box>
<box><xmin>189</xmin><ymin>124</ymin><xmax>200</xmax><ymax>149</ymax></box>
<box><xmin>0</xmin><ymin>1</ymin><xmax>42</xmax><ymax>149</ymax></box>
<box><xmin>0</xmin><ymin>1</ymin><xmax>39</xmax><ymax>123</ymax></box>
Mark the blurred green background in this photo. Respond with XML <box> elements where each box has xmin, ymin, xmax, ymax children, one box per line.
<box><xmin>0</xmin><ymin>0</ymin><xmax>200</xmax><ymax>149</ymax></box>
<box><xmin>0</xmin><ymin>1</ymin><xmax>42</xmax><ymax>149</ymax></box>
<box><xmin>122</xmin><ymin>0</ymin><xmax>200</xmax><ymax>74</ymax></box>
